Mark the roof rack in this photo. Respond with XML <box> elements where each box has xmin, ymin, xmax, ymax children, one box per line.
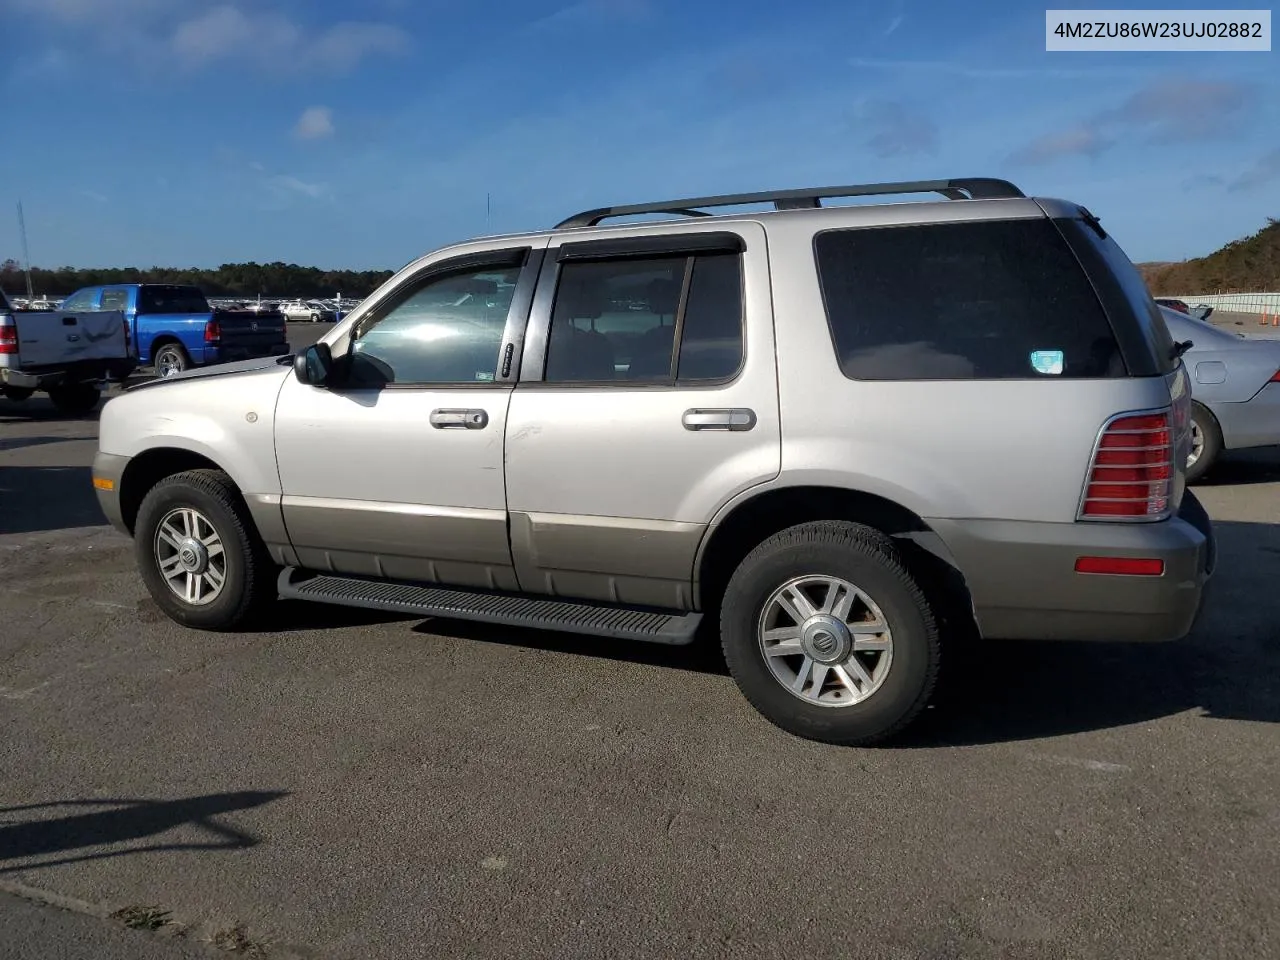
<box><xmin>555</xmin><ymin>178</ymin><xmax>1026</xmax><ymax>229</ymax></box>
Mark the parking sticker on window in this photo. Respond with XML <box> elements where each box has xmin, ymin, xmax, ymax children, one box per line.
<box><xmin>1030</xmin><ymin>350</ymin><xmax>1065</xmax><ymax>375</ymax></box>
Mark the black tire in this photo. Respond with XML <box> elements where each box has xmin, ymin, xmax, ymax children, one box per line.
<box><xmin>47</xmin><ymin>383</ymin><xmax>101</xmax><ymax>416</ymax></box>
<box><xmin>2</xmin><ymin>387</ymin><xmax>34</xmax><ymax>402</ymax></box>
<box><xmin>720</xmin><ymin>521</ymin><xmax>940</xmax><ymax>747</ymax></box>
<box><xmin>134</xmin><ymin>469</ymin><xmax>277</xmax><ymax>630</ymax></box>
<box><xmin>1186</xmin><ymin>402</ymin><xmax>1223</xmax><ymax>484</ymax></box>
<box><xmin>153</xmin><ymin>343</ymin><xmax>189</xmax><ymax>378</ymax></box>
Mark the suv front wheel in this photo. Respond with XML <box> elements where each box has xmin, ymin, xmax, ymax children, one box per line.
<box><xmin>134</xmin><ymin>469</ymin><xmax>277</xmax><ymax>630</ymax></box>
<box><xmin>720</xmin><ymin>521</ymin><xmax>940</xmax><ymax>746</ymax></box>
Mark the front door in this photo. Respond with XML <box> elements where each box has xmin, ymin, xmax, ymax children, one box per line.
<box><xmin>273</xmin><ymin>243</ymin><xmax>544</xmax><ymax>589</ymax></box>
<box><xmin>503</xmin><ymin>222</ymin><xmax>780</xmax><ymax>610</ymax></box>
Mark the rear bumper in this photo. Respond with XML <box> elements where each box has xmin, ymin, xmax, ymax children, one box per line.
<box><xmin>2</xmin><ymin>358</ymin><xmax>137</xmax><ymax>390</ymax></box>
<box><xmin>91</xmin><ymin>451</ymin><xmax>131</xmax><ymax>536</ymax></box>
<box><xmin>201</xmin><ymin>341</ymin><xmax>290</xmax><ymax>366</ymax></box>
<box><xmin>929</xmin><ymin>492</ymin><xmax>1214</xmax><ymax>642</ymax></box>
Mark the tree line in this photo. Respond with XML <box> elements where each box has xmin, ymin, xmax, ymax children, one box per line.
<box><xmin>1139</xmin><ymin>218</ymin><xmax>1280</xmax><ymax>295</ymax></box>
<box><xmin>0</xmin><ymin>259</ymin><xmax>395</xmax><ymax>299</ymax></box>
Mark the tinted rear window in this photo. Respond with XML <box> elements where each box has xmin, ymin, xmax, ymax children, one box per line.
<box><xmin>814</xmin><ymin>218</ymin><xmax>1124</xmax><ymax>380</ymax></box>
<box><xmin>138</xmin><ymin>286</ymin><xmax>210</xmax><ymax>315</ymax></box>
<box><xmin>1054</xmin><ymin>218</ymin><xmax>1176</xmax><ymax>375</ymax></box>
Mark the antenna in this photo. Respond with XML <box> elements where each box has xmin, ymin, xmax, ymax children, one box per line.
<box><xmin>16</xmin><ymin>201</ymin><xmax>34</xmax><ymax>300</ymax></box>
<box><xmin>486</xmin><ymin>192</ymin><xmax>491</xmax><ymax>233</ymax></box>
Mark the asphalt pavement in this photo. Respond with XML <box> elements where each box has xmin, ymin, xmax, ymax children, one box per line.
<box><xmin>1</xmin><ymin>364</ymin><xmax>1279</xmax><ymax>960</ymax></box>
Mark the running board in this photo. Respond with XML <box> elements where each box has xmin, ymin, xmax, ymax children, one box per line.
<box><xmin>277</xmin><ymin>568</ymin><xmax>701</xmax><ymax>645</ymax></box>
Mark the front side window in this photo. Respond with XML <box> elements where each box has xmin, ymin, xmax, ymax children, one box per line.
<box><xmin>61</xmin><ymin>289</ymin><xmax>98</xmax><ymax>311</ymax></box>
<box><xmin>544</xmin><ymin>251</ymin><xmax>744</xmax><ymax>383</ymax></box>
<box><xmin>346</xmin><ymin>262</ymin><xmax>521</xmax><ymax>386</ymax></box>
<box><xmin>815</xmin><ymin>218</ymin><xmax>1124</xmax><ymax>380</ymax></box>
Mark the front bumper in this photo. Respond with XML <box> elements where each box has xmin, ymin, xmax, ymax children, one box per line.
<box><xmin>930</xmin><ymin>492</ymin><xmax>1215</xmax><ymax>642</ymax></box>
<box><xmin>91</xmin><ymin>451</ymin><xmax>131</xmax><ymax>536</ymax></box>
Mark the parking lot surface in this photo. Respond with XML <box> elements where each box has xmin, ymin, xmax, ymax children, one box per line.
<box><xmin>2</xmin><ymin>382</ymin><xmax>1278</xmax><ymax>959</ymax></box>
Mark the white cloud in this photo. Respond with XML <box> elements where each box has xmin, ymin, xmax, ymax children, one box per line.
<box><xmin>311</xmin><ymin>22</ymin><xmax>410</xmax><ymax>71</ymax></box>
<box><xmin>1</xmin><ymin>0</ymin><xmax>175</xmax><ymax>22</ymax></box>
<box><xmin>168</xmin><ymin>7</ymin><xmax>408</xmax><ymax>72</ymax></box>
<box><xmin>269</xmin><ymin>175</ymin><xmax>329</xmax><ymax>200</ymax></box>
<box><xmin>294</xmin><ymin>106</ymin><xmax>335</xmax><ymax>140</ymax></box>
<box><xmin>1009</xmin><ymin>126</ymin><xmax>1112</xmax><ymax>166</ymax></box>
<box><xmin>171</xmin><ymin>5</ymin><xmax>299</xmax><ymax>64</ymax></box>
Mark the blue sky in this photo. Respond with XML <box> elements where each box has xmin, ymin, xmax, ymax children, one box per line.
<box><xmin>2</xmin><ymin>0</ymin><xmax>1277</xmax><ymax>269</ymax></box>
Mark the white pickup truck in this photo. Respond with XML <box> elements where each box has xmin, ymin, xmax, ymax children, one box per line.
<box><xmin>0</xmin><ymin>287</ymin><xmax>137</xmax><ymax>415</ymax></box>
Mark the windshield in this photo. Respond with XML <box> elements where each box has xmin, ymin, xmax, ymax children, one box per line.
<box><xmin>137</xmin><ymin>285</ymin><xmax>211</xmax><ymax>315</ymax></box>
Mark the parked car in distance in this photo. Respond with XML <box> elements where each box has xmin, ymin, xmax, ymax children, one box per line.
<box><xmin>1159</xmin><ymin>304</ymin><xmax>1280</xmax><ymax>481</ymax></box>
<box><xmin>279</xmin><ymin>299</ymin><xmax>337</xmax><ymax>322</ymax></box>
<box><xmin>92</xmin><ymin>177</ymin><xmax>1216</xmax><ymax>746</ymax></box>
<box><xmin>58</xmin><ymin>283</ymin><xmax>289</xmax><ymax>378</ymax></box>
<box><xmin>0</xmin><ymin>286</ymin><xmax>135</xmax><ymax>414</ymax></box>
<box><xmin>1156</xmin><ymin>297</ymin><xmax>1190</xmax><ymax>314</ymax></box>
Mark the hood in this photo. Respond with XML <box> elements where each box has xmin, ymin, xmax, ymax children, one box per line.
<box><xmin>128</xmin><ymin>354</ymin><xmax>292</xmax><ymax>392</ymax></box>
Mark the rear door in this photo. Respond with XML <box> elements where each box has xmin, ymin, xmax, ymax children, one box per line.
<box><xmin>503</xmin><ymin>221</ymin><xmax>780</xmax><ymax>610</ymax></box>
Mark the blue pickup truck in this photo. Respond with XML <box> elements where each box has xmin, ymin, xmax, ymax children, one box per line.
<box><xmin>60</xmin><ymin>283</ymin><xmax>289</xmax><ymax>377</ymax></box>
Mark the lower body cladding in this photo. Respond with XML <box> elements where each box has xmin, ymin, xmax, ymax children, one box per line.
<box><xmin>91</xmin><ymin>452</ymin><xmax>1215</xmax><ymax>647</ymax></box>
<box><xmin>928</xmin><ymin>492</ymin><xmax>1215</xmax><ymax>642</ymax></box>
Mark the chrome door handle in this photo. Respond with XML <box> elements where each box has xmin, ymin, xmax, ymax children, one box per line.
<box><xmin>682</xmin><ymin>408</ymin><xmax>756</xmax><ymax>431</ymax></box>
<box><xmin>430</xmin><ymin>408</ymin><xmax>488</xmax><ymax>429</ymax></box>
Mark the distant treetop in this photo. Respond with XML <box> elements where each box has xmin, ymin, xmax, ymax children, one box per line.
<box><xmin>0</xmin><ymin>260</ymin><xmax>395</xmax><ymax>300</ymax></box>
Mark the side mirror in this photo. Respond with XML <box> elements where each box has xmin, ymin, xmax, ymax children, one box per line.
<box><xmin>294</xmin><ymin>342</ymin><xmax>333</xmax><ymax>385</ymax></box>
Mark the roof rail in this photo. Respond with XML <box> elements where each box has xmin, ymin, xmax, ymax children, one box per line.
<box><xmin>555</xmin><ymin>178</ymin><xmax>1026</xmax><ymax>229</ymax></box>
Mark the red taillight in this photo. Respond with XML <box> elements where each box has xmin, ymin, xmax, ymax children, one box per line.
<box><xmin>1271</xmin><ymin>369</ymin><xmax>1280</xmax><ymax>383</ymax></box>
<box><xmin>203</xmin><ymin>319</ymin><xmax>220</xmax><ymax>343</ymax></box>
<box><xmin>0</xmin><ymin>320</ymin><xmax>16</xmax><ymax>355</ymax></box>
<box><xmin>1074</xmin><ymin>556</ymin><xmax>1165</xmax><ymax>576</ymax></box>
<box><xmin>1079</xmin><ymin>410</ymin><xmax>1174</xmax><ymax>520</ymax></box>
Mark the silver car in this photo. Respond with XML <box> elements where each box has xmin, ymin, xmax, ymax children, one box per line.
<box><xmin>92</xmin><ymin>178</ymin><xmax>1216</xmax><ymax>746</ymax></box>
<box><xmin>1160</xmin><ymin>305</ymin><xmax>1280</xmax><ymax>481</ymax></box>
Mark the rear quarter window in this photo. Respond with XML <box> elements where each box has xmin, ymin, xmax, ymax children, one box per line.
<box><xmin>814</xmin><ymin>218</ymin><xmax>1125</xmax><ymax>381</ymax></box>
<box><xmin>138</xmin><ymin>286</ymin><xmax>211</xmax><ymax>315</ymax></box>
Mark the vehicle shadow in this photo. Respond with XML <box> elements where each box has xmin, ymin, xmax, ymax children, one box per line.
<box><xmin>0</xmin><ymin>466</ymin><xmax>105</xmax><ymax>535</ymax></box>
<box><xmin>0</xmin><ymin>436</ymin><xmax>76</xmax><ymax>454</ymax></box>
<box><xmin>1196</xmin><ymin>447</ymin><xmax>1280</xmax><ymax>487</ymax></box>
<box><xmin>0</xmin><ymin>397</ymin><xmax>104</xmax><ymax>423</ymax></box>
<box><xmin>410</xmin><ymin>518</ymin><xmax>1278</xmax><ymax>742</ymax></box>
<box><xmin>414</xmin><ymin>617</ymin><xmax>731</xmax><ymax>677</ymax></box>
<box><xmin>0</xmin><ymin>791</ymin><xmax>288</xmax><ymax>874</ymax></box>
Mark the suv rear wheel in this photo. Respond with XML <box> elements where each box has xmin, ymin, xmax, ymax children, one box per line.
<box><xmin>720</xmin><ymin>521</ymin><xmax>940</xmax><ymax>746</ymax></box>
<box><xmin>134</xmin><ymin>469</ymin><xmax>277</xmax><ymax>630</ymax></box>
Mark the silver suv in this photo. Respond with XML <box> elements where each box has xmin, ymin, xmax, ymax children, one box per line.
<box><xmin>92</xmin><ymin>178</ymin><xmax>1216</xmax><ymax>745</ymax></box>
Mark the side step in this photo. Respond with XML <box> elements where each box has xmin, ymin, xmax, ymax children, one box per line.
<box><xmin>276</xmin><ymin>568</ymin><xmax>702</xmax><ymax>645</ymax></box>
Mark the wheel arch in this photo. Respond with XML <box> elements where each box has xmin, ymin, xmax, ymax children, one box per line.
<box><xmin>694</xmin><ymin>484</ymin><xmax>977</xmax><ymax>637</ymax></box>
<box><xmin>1191</xmin><ymin>398</ymin><xmax>1225</xmax><ymax>448</ymax></box>
<box><xmin>148</xmin><ymin>335</ymin><xmax>186</xmax><ymax>366</ymax></box>
<box><xmin>118</xmin><ymin>446</ymin><xmax>233</xmax><ymax>535</ymax></box>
